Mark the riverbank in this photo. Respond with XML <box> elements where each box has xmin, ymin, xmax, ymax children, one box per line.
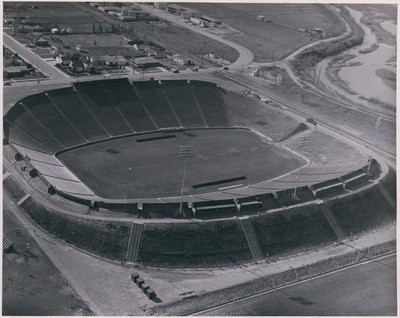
<box><xmin>317</xmin><ymin>5</ymin><xmax>396</xmax><ymax>112</ymax></box>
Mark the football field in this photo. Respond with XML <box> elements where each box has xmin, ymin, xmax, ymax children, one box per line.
<box><xmin>57</xmin><ymin>128</ymin><xmax>301</xmax><ymax>199</ymax></box>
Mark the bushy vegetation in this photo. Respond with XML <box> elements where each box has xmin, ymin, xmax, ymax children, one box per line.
<box><xmin>21</xmin><ymin>198</ymin><xmax>130</xmax><ymax>260</ymax></box>
<box><xmin>328</xmin><ymin>187</ymin><xmax>396</xmax><ymax>236</ymax></box>
<box><xmin>252</xmin><ymin>206</ymin><xmax>336</xmax><ymax>257</ymax></box>
<box><xmin>380</xmin><ymin>169</ymin><xmax>396</xmax><ymax>201</ymax></box>
<box><xmin>292</xmin><ymin>5</ymin><xmax>365</xmax><ymax>79</ymax></box>
<box><xmin>138</xmin><ymin>221</ymin><xmax>251</xmax><ymax>267</ymax></box>
<box><xmin>3</xmin><ymin>176</ymin><xmax>26</xmax><ymax>202</ymax></box>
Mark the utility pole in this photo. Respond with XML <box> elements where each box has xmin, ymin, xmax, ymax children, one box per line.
<box><xmin>177</xmin><ymin>146</ymin><xmax>195</xmax><ymax>218</ymax></box>
<box><xmin>367</xmin><ymin>117</ymin><xmax>382</xmax><ymax>176</ymax></box>
<box><xmin>292</xmin><ymin>136</ymin><xmax>310</xmax><ymax>201</ymax></box>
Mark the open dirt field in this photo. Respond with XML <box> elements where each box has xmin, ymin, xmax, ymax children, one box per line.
<box><xmin>183</xmin><ymin>3</ymin><xmax>346</xmax><ymax>62</ymax></box>
<box><xmin>2</xmin><ymin>193</ymin><xmax>93</xmax><ymax>316</ymax></box>
<box><xmin>4</xmin><ymin>2</ymin><xmax>113</xmax><ymax>33</ymax></box>
<box><xmin>57</xmin><ymin>128</ymin><xmax>301</xmax><ymax>199</ymax></box>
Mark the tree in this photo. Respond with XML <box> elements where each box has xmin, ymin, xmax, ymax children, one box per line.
<box><xmin>92</xmin><ymin>23</ymin><xmax>96</xmax><ymax>33</ymax></box>
<box><xmin>111</xmin><ymin>24</ymin><xmax>116</xmax><ymax>33</ymax></box>
<box><xmin>98</xmin><ymin>24</ymin><xmax>103</xmax><ymax>33</ymax></box>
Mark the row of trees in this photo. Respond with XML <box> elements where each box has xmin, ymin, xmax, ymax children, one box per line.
<box><xmin>92</xmin><ymin>23</ymin><xmax>136</xmax><ymax>35</ymax></box>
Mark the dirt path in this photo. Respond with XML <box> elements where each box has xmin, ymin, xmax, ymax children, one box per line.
<box><xmin>3</xmin><ymin>191</ymin><xmax>93</xmax><ymax>316</ymax></box>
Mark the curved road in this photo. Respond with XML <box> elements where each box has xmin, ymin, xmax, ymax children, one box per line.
<box><xmin>137</xmin><ymin>4</ymin><xmax>254</xmax><ymax>69</ymax></box>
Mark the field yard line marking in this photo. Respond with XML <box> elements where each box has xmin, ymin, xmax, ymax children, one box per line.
<box><xmin>219</xmin><ymin>184</ymin><xmax>244</xmax><ymax>191</ymax></box>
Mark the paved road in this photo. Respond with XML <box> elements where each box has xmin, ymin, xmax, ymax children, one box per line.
<box><xmin>4</xmin><ymin>33</ymin><xmax>70</xmax><ymax>81</ymax></box>
<box><xmin>137</xmin><ymin>4</ymin><xmax>254</xmax><ymax>70</ymax></box>
<box><xmin>195</xmin><ymin>254</ymin><xmax>397</xmax><ymax>316</ymax></box>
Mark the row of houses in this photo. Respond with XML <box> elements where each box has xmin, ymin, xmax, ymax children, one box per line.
<box><xmin>90</xmin><ymin>2</ymin><xmax>152</xmax><ymax>21</ymax></box>
<box><xmin>153</xmin><ymin>3</ymin><xmax>221</xmax><ymax>27</ymax></box>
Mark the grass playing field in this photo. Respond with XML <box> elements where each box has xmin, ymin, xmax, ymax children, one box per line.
<box><xmin>57</xmin><ymin>128</ymin><xmax>301</xmax><ymax>199</ymax></box>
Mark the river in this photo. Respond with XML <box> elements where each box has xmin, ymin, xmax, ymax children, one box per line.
<box><xmin>318</xmin><ymin>7</ymin><xmax>396</xmax><ymax>110</ymax></box>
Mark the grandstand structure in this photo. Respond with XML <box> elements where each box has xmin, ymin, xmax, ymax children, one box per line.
<box><xmin>4</xmin><ymin>78</ymin><xmax>382</xmax><ymax>219</ymax></box>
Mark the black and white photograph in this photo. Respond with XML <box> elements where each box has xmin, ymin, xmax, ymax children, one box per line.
<box><xmin>2</xmin><ymin>1</ymin><xmax>397</xmax><ymax>316</ymax></box>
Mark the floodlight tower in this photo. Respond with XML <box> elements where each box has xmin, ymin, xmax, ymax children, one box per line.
<box><xmin>367</xmin><ymin>116</ymin><xmax>382</xmax><ymax>176</ymax></box>
<box><xmin>292</xmin><ymin>135</ymin><xmax>310</xmax><ymax>201</ymax></box>
<box><xmin>178</xmin><ymin>145</ymin><xmax>195</xmax><ymax>217</ymax></box>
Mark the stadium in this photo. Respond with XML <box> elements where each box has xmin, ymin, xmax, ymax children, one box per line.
<box><xmin>4</xmin><ymin>78</ymin><xmax>395</xmax><ymax>267</ymax></box>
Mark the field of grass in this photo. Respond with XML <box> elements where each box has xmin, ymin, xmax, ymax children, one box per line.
<box><xmin>57</xmin><ymin>128</ymin><xmax>300</xmax><ymax>199</ymax></box>
<box><xmin>285</xmin><ymin>131</ymin><xmax>369</xmax><ymax>167</ymax></box>
<box><xmin>223</xmin><ymin>90</ymin><xmax>304</xmax><ymax>141</ymax></box>
<box><xmin>183</xmin><ymin>3</ymin><xmax>345</xmax><ymax>62</ymax></box>
<box><xmin>4</xmin><ymin>2</ymin><xmax>113</xmax><ymax>33</ymax></box>
<box><xmin>73</xmin><ymin>3</ymin><xmax>239</xmax><ymax>64</ymax></box>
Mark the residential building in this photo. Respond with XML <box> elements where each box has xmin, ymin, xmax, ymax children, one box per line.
<box><xmin>4</xmin><ymin>66</ymin><xmax>29</xmax><ymax>78</ymax></box>
<box><xmin>201</xmin><ymin>15</ymin><xmax>221</xmax><ymax>25</ymax></box>
<box><xmin>56</xmin><ymin>55</ymin><xmax>72</xmax><ymax>66</ymax></box>
<box><xmin>69</xmin><ymin>60</ymin><xmax>85</xmax><ymax>73</ymax></box>
<box><xmin>172</xmin><ymin>54</ymin><xmax>192</xmax><ymax>66</ymax></box>
<box><xmin>133</xmin><ymin>57</ymin><xmax>160</xmax><ymax>69</ymax></box>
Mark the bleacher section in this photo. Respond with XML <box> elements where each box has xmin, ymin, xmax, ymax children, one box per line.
<box><xmin>5</xmin><ymin>79</ymin><xmax>233</xmax><ymax>155</ymax></box>
<box><xmin>190</xmin><ymin>81</ymin><xmax>230</xmax><ymax>127</ymax></box>
<box><xmin>237</xmin><ymin>196</ymin><xmax>262</xmax><ymax>213</ymax></box>
<box><xmin>74</xmin><ymin>82</ymin><xmax>133</xmax><ymax>136</ymax></box>
<box><xmin>22</xmin><ymin>94</ymin><xmax>86</xmax><ymax>147</ymax></box>
<box><xmin>6</xmin><ymin>101</ymin><xmax>63</xmax><ymax>153</ymax></box>
<box><xmin>101</xmin><ymin>80</ymin><xmax>157</xmax><ymax>132</ymax></box>
<box><xmin>192</xmin><ymin>199</ymin><xmax>238</xmax><ymax>219</ymax></box>
<box><xmin>5</xmin><ymin>122</ymin><xmax>48</xmax><ymax>153</ymax></box>
<box><xmin>47</xmin><ymin>88</ymin><xmax>109</xmax><ymax>141</ymax></box>
<box><xmin>311</xmin><ymin>178</ymin><xmax>345</xmax><ymax>198</ymax></box>
<box><xmin>328</xmin><ymin>187</ymin><xmax>396</xmax><ymax>236</ymax></box>
<box><xmin>163</xmin><ymin>80</ymin><xmax>206</xmax><ymax>128</ymax></box>
<box><xmin>133</xmin><ymin>81</ymin><xmax>180</xmax><ymax>129</ymax></box>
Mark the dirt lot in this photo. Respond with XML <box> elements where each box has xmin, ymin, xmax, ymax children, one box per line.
<box><xmin>2</xmin><ymin>193</ymin><xmax>93</xmax><ymax>316</ymax></box>
<box><xmin>4</xmin><ymin>2</ymin><xmax>113</xmax><ymax>33</ymax></box>
<box><xmin>183</xmin><ymin>3</ymin><xmax>346</xmax><ymax>62</ymax></box>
